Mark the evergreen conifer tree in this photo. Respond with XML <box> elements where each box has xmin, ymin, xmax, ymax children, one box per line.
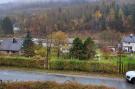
<box><xmin>22</xmin><ymin>31</ymin><xmax>35</xmax><ymax>57</ymax></box>
<box><xmin>70</xmin><ymin>37</ymin><xmax>83</xmax><ymax>60</ymax></box>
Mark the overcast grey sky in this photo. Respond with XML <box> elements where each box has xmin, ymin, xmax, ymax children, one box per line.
<box><xmin>0</xmin><ymin>0</ymin><xmax>14</xmax><ymax>3</ymax></box>
<box><xmin>0</xmin><ymin>0</ymin><xmax>44</xmax><ymax>4</ymax></box>
<box><xmin>0</xmin><ymin>0</ymin><xmax>71</xmax><ymax>4</ymax></box>
<box><xmin>0</xmin><ymin>0</ymin><xmax>96</xmax><ymax>4</ymax></box>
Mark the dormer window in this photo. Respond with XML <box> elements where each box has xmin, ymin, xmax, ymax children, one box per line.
<box><xmin>130</xmin><ymin>34</ymin><xmax>133</xmax><ymax>38</ymax></box>
<box><xmin>13</xmin><ymin>38</ymin><xmax>17</xmax><ymax>43</ymax></box>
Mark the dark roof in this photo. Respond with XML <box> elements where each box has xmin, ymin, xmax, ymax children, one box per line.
<box><xmin>122</xmin><ymin>35</ymin><xmax>135</xmax><ymax>43</ymax></box>
<box><xmin>0</xmin><ymin>38</ymin><xmax>23</xmax><ymax>51</ymax></box>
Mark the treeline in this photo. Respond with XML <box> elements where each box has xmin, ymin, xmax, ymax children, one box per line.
<box><xmin>0</xmin><ymin>1</ymin><xmax>135</xmax><ymax>36</ymax></box>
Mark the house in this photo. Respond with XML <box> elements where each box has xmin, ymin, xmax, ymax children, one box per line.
<box><xmin>32</xmin><ymin>38</ymin><xmax>55</xmax><ymax>47</ymax></box>
<box><xmin>32</xmin><ymin>38</ymin><xmax>74</xmax><ymax>47</ymax></box>
<box><xmin>60</xmin><ymin>38</ymin><xmax>74</xmax><ymax>53</ymax></box>
<box><xmin>13</xmin><ymin>24</ymin><xmax>21</xmax><ymax>33</ymax></box>
<box><xmin>0</xmin><ymin>38</ymin><xmax>23</xmax><ymax>54</ymax></box>
<box><xmin>122</xmin><ymin>34</ymin><xmax>135</xmax><ymax>53</ymax></box>
<box><xmin>0</xmin><ymin>37</ymin><xmax>74</xmax><ymax>54</ymax></box>
<box><xmin>32</xmin><ymin>38</ymin><xmax>74</xmax><ymax>53</ymax></box>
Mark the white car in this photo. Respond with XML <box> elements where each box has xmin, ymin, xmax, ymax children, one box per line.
<box><xmin>126</xmin><ymin>71</ymin><xmax>135</xmax><ymax>84</ymax></box>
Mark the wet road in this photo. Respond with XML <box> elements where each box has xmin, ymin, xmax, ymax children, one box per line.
<box><xmin>0</xmin><ymin>69</ymin><xmax>135</xmax><ymax>89</ymax></box>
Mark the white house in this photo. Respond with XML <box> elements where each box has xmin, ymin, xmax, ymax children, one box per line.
<box><xmin>122</xmin><ymin>34</ymin><xmax>135</xmax><ymax>52</ymax></box>
<box><xmin>13</xmin><ymin>24</ymin><xmax>21</xmax><ymax>33</ymax></box>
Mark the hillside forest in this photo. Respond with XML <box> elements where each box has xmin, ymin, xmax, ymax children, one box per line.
<box><xmin>0</xmin><ymin>0</ymin><xmax>135</xmax><ymax>41</ymax></box>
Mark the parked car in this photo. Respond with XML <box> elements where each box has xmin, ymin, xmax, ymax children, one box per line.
<box><xmin>126</xmin><ymin>71</ymin><xmax>135</xmax><ymax>84</ymax></box>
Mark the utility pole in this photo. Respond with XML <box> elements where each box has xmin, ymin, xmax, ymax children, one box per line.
<box><xmin>118</xmin><ymin>43</ymin><xmax>123</xmax><ymax>74</ymax></box>
<box><xmin>44</xmin><ymin>26</ymin><xmax>53</xmax><ymax>69</ymax></box>
<box><xmin>45</xmin><ymin>36</ymin><xmax>49</xmax><ymax>69</ymax></box>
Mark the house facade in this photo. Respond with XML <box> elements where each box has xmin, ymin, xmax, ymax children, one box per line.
<box><xmin>122</xmin><ymin>34</ymin><xmax>135</xmax><ymax>52</ymax></box>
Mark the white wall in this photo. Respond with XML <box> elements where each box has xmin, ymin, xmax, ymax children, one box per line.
<box><xmin>122</xmin><ymin>42</ymin><xmax>135</xmax><ymax>52</ymax></box>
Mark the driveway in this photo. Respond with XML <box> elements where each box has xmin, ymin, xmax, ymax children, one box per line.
<box><xmin>0</xmin><ymin>69</ymin><xmax>135</xmax><ymax>89</ymax></box>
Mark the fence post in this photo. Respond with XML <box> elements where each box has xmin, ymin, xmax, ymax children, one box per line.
<box><xmin>122</xmin><ymin>62</ymin><xmax>124</xmax><ymax>74</ymax></box>
<box><xmin>117</xmin><ymin>59</ymin><xmax>119</xmax><ymax>74</ymax></box>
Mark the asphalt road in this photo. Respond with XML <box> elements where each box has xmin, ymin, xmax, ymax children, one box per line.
<box><xmin>0</xmin><ymin>69</ymin><xmax>135</xmax><ymax>89</ymax></box>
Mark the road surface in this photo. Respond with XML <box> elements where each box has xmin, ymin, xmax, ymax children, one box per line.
<box><xmin>0</xmin><ymin>69</ymin><xmax>135</xmax><ymax>89</ymax></box>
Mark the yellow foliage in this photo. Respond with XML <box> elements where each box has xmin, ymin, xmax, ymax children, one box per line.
<box><xmin>52</xmin><ymin>31</ymin><xmax>68</xmax><ymax>43</ymax></box>
<box><xmin>95</xmin><ymin>10</ymin><xmax>102</xmax><ymax>19</ymax></box>
<box><xmin>35</xmin><ymin>47</ymin><xmax>46</xmax><ymax>57</ymax></box>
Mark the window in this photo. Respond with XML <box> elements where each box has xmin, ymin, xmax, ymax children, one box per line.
<box><xmin>130</xmin><ymin>47</ymin><xmax>132</xmax><ymax>50</ymax></box>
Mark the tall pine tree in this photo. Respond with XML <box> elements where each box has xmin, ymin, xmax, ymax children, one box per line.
<box><xmin>70</xmin><ymin>37</ymin><xmax>83</xmax><ymax>60</ymax></box>
<box><xmin>22</xmin><ymin>31</ymin><xmax>35</xmax><ymax>57</ymax></box>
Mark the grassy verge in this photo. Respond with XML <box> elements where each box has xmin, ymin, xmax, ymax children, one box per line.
<box><xmin>0</xmin><ymin>56</ymin><xmax>44</xmax><ymax>69</ymax></box>
<box><xmin>0</xmin><ymin>81</ymin><xmax>115</xmax><ymax>89</ymax></box>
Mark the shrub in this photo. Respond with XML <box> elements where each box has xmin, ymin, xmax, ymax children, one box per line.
<box><xmin>127</xmin><ymin>63</ymin><xmax>135</xmax><ymax>71</ymax></box>
<box><xmin>49</xmin><ymin>60</ymin><xmax>118</xmax><ymax>74</ymax></box>
<box><xmin>0</xmin><ymin>56</ymin><xmax>44</xmax><ymax>69</ymax></box>
<box><xmin>35</xmin><ymin>46</ymin><xmax>47</xmax><ymax>57</ymax></box>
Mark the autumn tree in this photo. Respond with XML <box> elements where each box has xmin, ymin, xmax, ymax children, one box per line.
<box><xmin>83</xmin><ymin>37</ymin><xmax>96</xmax><ymax>59</ymax></box>
<box><xmin>99</xmin><ymin>30</ymin><xmax>121</xmax><ymax>46</ymax></box>
<box><xmin>52</xmin><ymin>31</ymin><xmax>68</xmax><ymax>58</ymax></box>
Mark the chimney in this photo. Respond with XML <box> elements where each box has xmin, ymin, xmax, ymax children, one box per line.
<box><xmin>13</xmin><ymin>38</ymin><xmax>17</xmax><ymax>43</ymax></box>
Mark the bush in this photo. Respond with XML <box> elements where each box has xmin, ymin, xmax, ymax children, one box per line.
<box><xmin>0</xmin><ymin>56</ymin><xmax>44</xmax><ymax>69</ymax></box>
<box><xmin>1</xmin><ymin>81</ymin><xmax>115</xmax><ymax>89</ymax></box>
<box><xmin>50</xmin><ymin>60</ymin><xmax>118</xmax><ymax>74</ymax></box>
<box><xmin>127</xmin><ymin>63</ymin><xmax>135</xmax><ymax>71</ymax></box>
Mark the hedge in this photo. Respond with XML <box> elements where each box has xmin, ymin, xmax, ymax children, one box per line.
<box><xmin>0</xmin><ymin>56</ymin><xmax>44</xmax><ymax>69</ymax></box>
<box><xmin>49</xmin><ymin>60</ymin><xmax>118</xmax><ymax>74</ymax></box>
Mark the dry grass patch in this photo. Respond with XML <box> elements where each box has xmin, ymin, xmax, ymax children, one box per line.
<box><xmin>1</xmin><ymin>81</ymin><xmax>115</xmax><ymax>89</ymax></box>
